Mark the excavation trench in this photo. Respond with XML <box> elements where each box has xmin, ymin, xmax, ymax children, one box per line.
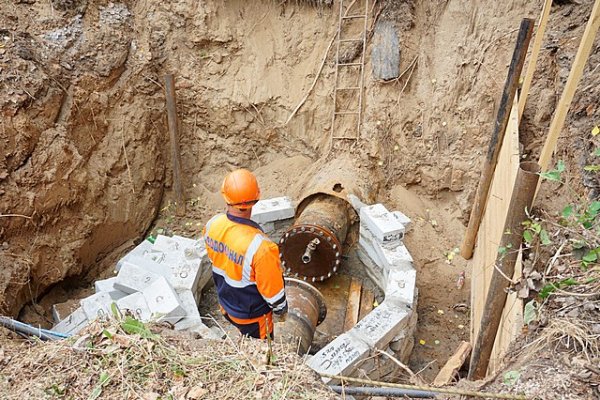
<box><xmin>2</xmin><ymin>0</ymin><xmax>504</xmax><ymax>383</ymax></box>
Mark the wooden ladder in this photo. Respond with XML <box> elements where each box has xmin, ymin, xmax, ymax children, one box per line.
<box><xmin>330</xmin><ymin>0</ymin><xmax>369</xmax><ymax>141</ymax></box>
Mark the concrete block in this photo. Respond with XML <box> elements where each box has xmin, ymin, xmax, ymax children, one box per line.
<box><xmin>172</xmin><ymin>234</ymin><xmax>200</xmax><ymax>249</ymax></box>
<box><xmin>373</xmin><ymin>240</ymin><xmax>414</xmax><ymax>273</ymax></box>
<box><xmin>114</xmin><ymin>258</ymin><xmax>167</xmax><ymax>294</ymax></box>
<box><xmin>142</xmin><ymin>277</ymin><xmax>185</xmax><ymax>325</ymax></box>
<box><xmin>154</xmin><ymin>234</ymin><xmax>187</xmax><ymax>252</ymax></box>
<box><xmin>307</xmin><ymin>332</ymin><xmax>370</xmax><ymax>380</ymax></box>
<box><xmin>347</xmin><ymin>194</ymin><xmax>367</xmax><ymax>212</ymax></box>
<box><xmin>176</xmin><ymin>317</ymin><xmax>223</xmax><ymax>339</ymax></box>
<box><xmin>52</xmin><ymin>307</ymin><xmax>88</xmax><ymax>335</ymax></box>
<box><xmin>80</xmin><ymin>292</ymin><xmax>115</xmax><ymax>321</ymax></box>
<box><xmin>209</xmin><ymin>325</ymin><xmax>226</xmax><ymax>339</ymax></box>
<box><xmin>251</xmin><ymin>197</ymin><xmax>295</xmax><ymax>224</ymax></box>
<box><xmin>116</xmin><ymin>292</ymin><xmax>152</xmax><ymax>322</ymax></box>
<box><xmin>94</xmin><ymin>277</ymin><xmax>128</xmax><ymax>301</ymax></box>
<box><xmin>392</xmin><ymin>210</ymin><xmax>412</xmax><ymax>231</ymax></box>
<box><xmin>170</xmin><ymin>260</ymin><xmax>202</xmax><ymax>293</ymax></box>
<box><xmin>355</xmin><ymin>347</ymin><xmax>398</xmax><ymax>380</ymax></box>
<box><xmin>176</xmin><ymin>290</ymin><xmax>199</xmax><ymax>319</ymax></box>
<box><xmin>194</xmin><ymin>258</ymin><xmax>214</xmax><ymax>301</ymax></box>
<box><xmin>95</xmin><ymin>277</ymin><xmax>117</xmax><ymax>293</ymax></box>
<box><xmin>183</xmin><ymin>240</ymin><xmax>207</xmax><ymax>261</ymax></box>
<box><xmin>356</xmin><ymin>247</ymin><xmax>385</xmax><ymax>291</ymax></box>
<box><xmin>259</xmin><ymin>222</ymin><xmax>275</xmax><ymax>233</ymax></box>
<box><xmin>385</xmin><ymin>267</ymin><xmax>417</xmax><ymax>305</ymax></box>
<box><xmin>352</xmin><ymin>299</ymin><xmax>411</xmax><ymax>349</ymax></box>
<box><xmin>389</xmin><ymin>311</ymin><xmax>418</xmax><ymax>362</ymax></box>
<box><xmin>174</xmin><ymin>290</ymin><xmax>224</xmax><ymax>338</ymax></box>
<box><xmin>358</xmin><ymin>229</ymin><xmax>386</xmax><ymax>270</ymax></box>
<box><xmin>116</xmin><ymin>239</ymin><xmax>153</xmax><ymax>272</ymax></box>
<box><xmin>52</xmin><ymin>299</ymin><xmax>80</xmax><ymax>323</ymax></box>
<box><xmin>145</xmin><ymin>250</ymin><xmax>202</xmax><ymax>294</ymax></box>
<box><xmin>360</xmin><ymin>204</ymin><xmax>405</xmax><ymax>243</ymax></box>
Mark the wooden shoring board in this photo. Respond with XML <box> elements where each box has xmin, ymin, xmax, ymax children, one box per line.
<box><xmin>343</xmin><ymin>277</ymin><xmax>362</xmax><ymax>332</ymax></box>
<box><xmin>469</xmin><ymin>96</ymin><xmax>523</xmax><ymax>375</ymax></box>
<box><xmin>433</xmin><ymin>341</ymin><xmax>472</xmax><ymax>386</ymax></box>
<box><xmin>314</xmin><ymin>274</ymin><xmax>352</xmax><ymax>339</ymax></box>
<box><xmin>460</xmin><ymin>19</ymin><xmax>534</xmax><ymax>260</ymax></box>
<box><xmin>518</xmin><ymin>0</ymin><xmax>553</xmax><ymax>119</ymax></box>
<box><xmin>358</xmin><ymin>286</ymin><xmax>375</xmax><ymax>322</ymax></box>
<box><xmin>537</xmin><ymin>0</ymin><xmax>600</xmax><ymax>176</ymax></box>
<box><xmin>489</xmin><ymin>250</ymin><xmax>524</xmax><ymax>373</ymax></box>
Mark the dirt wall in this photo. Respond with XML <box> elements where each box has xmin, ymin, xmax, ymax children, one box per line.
<box><xmin>1</xmin><ymin>0</ymin><xmax>578</xmax><ymax>325</ymax></box>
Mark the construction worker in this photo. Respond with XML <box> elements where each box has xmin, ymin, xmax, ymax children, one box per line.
<box><xmin>202</xmin><ymin>169</ymin><xmax>287</xmax><ymax>339</ymax></box>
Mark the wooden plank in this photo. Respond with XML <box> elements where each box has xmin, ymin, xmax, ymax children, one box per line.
<box><xmin>343</xmin><ymin>277</ymin><xmax>362</xmax><ymax>331</ymax></box>
<box><xmin>433</xmin><ymin>341</ymin><xmax>472</xmax><ymax>386</ymax></box>
<box><xmin>469</xmin><ymin>96</ymin><xmax>521</xmax><ymax>357</ymax></box>
<box><xmin>489</xmin><ymin>250</ymin><xmax>524</xmax><ymax>373</ymax></box>
<box><xmin>537</xmin><ymin>0</ymin><xmax>600</xmax><ymax>176</ymax></box>
<box><xmin>460</xmin><ymin>19</ymin><xmax>534</xmax><ymax>260</ymax></box>
<box><xmin>164</xmin><ymin>74</ymin><xmax>186</xmax><ymax>217</ymax></box>
<box><xmin>518</xmin><ymin>0</ymin><xmax>553</xmax><ymax>120</ymax></box>
<box><xmin>358</xmin><ymin>287</ymin><xmax>374</xmax><ymax>322</ymax></box>
<box><xmin>469</xmin><ymin>160</ymin><xmax>540</xmax><ymax>380</ymax></box>
<box><xmin>371</xmin><ymin>20</ymin><xmax>400</xmax><ymax>81</ymax></box>
<box><xmin>313</xmin><ymin>274</ymin><xmax>351</xmax><ymax>340</ymax></box>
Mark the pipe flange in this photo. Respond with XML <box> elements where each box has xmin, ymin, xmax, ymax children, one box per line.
<box><xmin>284</xmin><ymin>277</ymin><xmax>328</xmax><ymax>326</ymax></box>
<box><xmin>279</xmin><ymin>223</ymin><xmax>342</xmax><ymax>282</ymax></box>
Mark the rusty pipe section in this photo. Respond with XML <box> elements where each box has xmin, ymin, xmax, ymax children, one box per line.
<box><xmin>277</xmin><ymin>278</ymin><xmax>327</xmax><ymax>355</ymax></box>
<box><xmin>279</xmin><ymin>195</ymin><xmax>350</xmax><ymax>282</ymax></box>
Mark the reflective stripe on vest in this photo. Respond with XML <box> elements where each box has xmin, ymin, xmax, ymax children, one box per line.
<box><xmin>263</xmin><ymin>287</ymin><xmax>285</xmax><ymax>305</ymax></box>
<box><xmin>205</xmin><ymin>217</ymin><xmax>266</xmax><ymax>288</ymax></box>
<box><xmin>204</xmin><ymin>214</ymin><xmax>221</xmax><ymax>241</ymax></box>
<box><xmin>242</xmin><ymin>234</ymin><xmax>265</xmax><ymax>283</ymax></box>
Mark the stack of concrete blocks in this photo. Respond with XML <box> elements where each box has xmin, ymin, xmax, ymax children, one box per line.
<box><xmin>307</xmin><ymin>203</ymin><xmax>417</xmax><ymax>382</ymax></box>
<box><xmin>52</xmin><ymin>235</ymin><xmax>221</xmax><ymax>339</ymax></box>
<box><xmin>251</xmin><ymin>196</ymin><xmax>296</xmax><ymax>241</ymax></box>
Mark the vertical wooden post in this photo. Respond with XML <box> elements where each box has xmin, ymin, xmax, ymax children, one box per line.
<box><xmin>468</xmin><ymin>162</ymin><xmax>540</xmax><ymax>380</ymax></box>
<box><xmin>164</xmin><ymin>74</ymin><xmax>186</xmax><ymax>217</ymax></box>
<box><xmin>460</xmin><ymin>19</ymin><xmax>534</xmax><ymax>260</ymax></box>
<box><xmin>343</xmin><ymin>277</ymin><xmax>362</xmax><ymax>332</ymax></box>
<box><xmin>518</xmin><ymin>0</ymin><xmax>553</xmax><ymax>120</ymax></box>
<box><xmin>537</xmin><ymin>0</ymin><xmax>600</xmax><ymax>175</ymax></box>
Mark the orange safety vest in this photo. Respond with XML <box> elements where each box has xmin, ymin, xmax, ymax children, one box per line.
<box><xmin>203</xmin><ymin>213</ymin><xmax>287</xmax><ymax>319</ymax></box>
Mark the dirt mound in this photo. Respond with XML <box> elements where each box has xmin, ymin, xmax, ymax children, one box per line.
<box><xmin>0</xmin><ymin>320</ymin><xmax>338</xmax><ymax>399</ymax></box>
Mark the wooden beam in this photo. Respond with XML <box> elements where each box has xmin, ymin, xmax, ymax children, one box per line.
<box><xmin>433</xmin><ymin>341</ymin><xmax>472</xmax><ymax>386</ymax></box>
<box><xmin>537</xmin><ymin>0</ymin><xmax>600</xmax><ymax>175</ymax></box>
<box><xmin>460</xmin><ymin>18</ymin><xmax>534</xmax><ymax>260</ymax></box>
<box><xmin>518</xmin><ymin>0</ymin><xmax>553</xmax><ymax>120</ymax></box>
<box><xmin>164</xmin><ymin>74</ymin><xmax>186</xmax><ymax>217</ymax></box>
<box><xmin>468</xmin><ymin>161</ymin><xmax>540</xmax><ymax>380</ymax></box>
<box><xmin>358</xmin><ymin>287</ymin><xmax>375</xmax><ymax>322</ymax></box>
<box><xmin>343</xmin><ymin>277</ymin><xmax>362</xmax><ymax>331</ymax></box>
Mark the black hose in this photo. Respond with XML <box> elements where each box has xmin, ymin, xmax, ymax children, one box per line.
<box><xmin>329</xmin><ymin>385</ymin><xmax>437</xmax><ymax>398</ymax></box>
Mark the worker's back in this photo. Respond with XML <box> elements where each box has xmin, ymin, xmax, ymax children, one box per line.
<box><xmin>203</xmin><ymin>213</ymin><xmax>286</xmax><ymax>320</ymax></box>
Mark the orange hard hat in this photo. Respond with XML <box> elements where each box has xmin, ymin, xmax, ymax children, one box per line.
<box><xmin>221</xmin><ymin>169</ymin><xmax>261</xmax><ymax>208</ymax></box>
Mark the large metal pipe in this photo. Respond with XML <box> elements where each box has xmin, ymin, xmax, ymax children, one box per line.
<box><xmin>276</xmin><ymin>278</ymin><xmax>326</xmax><ymax>355</ymax></box>
<box><xmin>279</xmin><ymin>195</ymin><xmax>350</xmax><ymax>282</ymax></box>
